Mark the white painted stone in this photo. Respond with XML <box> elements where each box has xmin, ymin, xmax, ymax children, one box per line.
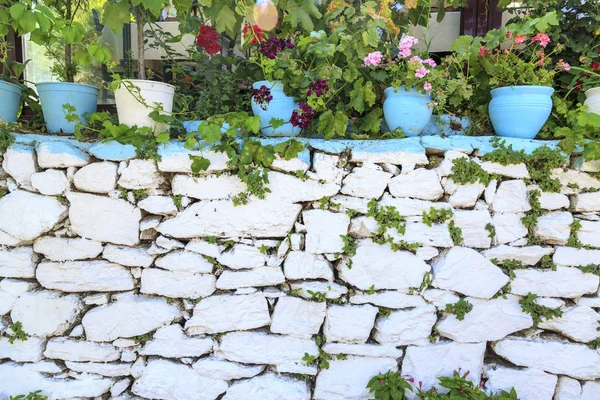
<box><xmin>0</xmin><ymin>279</ymin><xmax>36</xmax><ymax>295</ymax></box>
<box><xmin>576</xmin><ymin>290</ymin><xmax>600</xmax><ymax>307</ymax></box>
<box><xmin>303</xmin><ymin>209</ymin><xmax>349</xmax><ymax>254</ymax></box>
<box><xmin>453</xmin><ymin>210</ymin><xmax>492</xmax><ymax>248</ymax></box>
<box><xmin>437</xmin><ymin>296</ymin><xmax>533</xmax><ymax>342</ymax></box>
<box><xmin>348</xmin><ymin>216</ymin><xmax>377</xmax><ymax>238</ymax></box>
<box><xmin>283</xmin><ymin>251</ymin><xmax>333</xmax><ymax>281</ymax></box>
<box><xmin>155</xmin><ymin>235</ymin><xmax>184</xmax><ymax>250</ymax></box>
<box><xmin>485</xmin><ymin>179</ymin><xmax>498</xmax><ymax>204</ymax></box>
<box><xmin>11</xmin><ymin>291</ymin><xmax>81</xmax><ymax>337</ymax></box>
<box><xmin>555</xmin><ymin>169</ymin><xmax>600</xmax><ymax>194</ymax></box>
<box><xmin>138</xmin><ymin>196</ymin><xmax>177</xmax><ymax>215</ymax></box>
<box><xmin>270</xmin><ymin>296</ymin><xmax>326</xmax><ymax>338</ymax></box>
<box><xmin>482</xmin><ymin>245</ymin><xmax>554</xmax><ymax>265</ymax></box>
<box><xmin>185</xmin><ymin>294</ymin><xmax>270</xmax><ymax>334</ymax></box>
<box><xmin>492</xmin><ymin>213</ymin><xmax>528</xmax><ymax>245</ymax></box>
<box><xmin>341</xmin><ymin>167</ymin><xmax>392</xmax><ymax>199</ymax></box>
<box><xmin>140</xmin><ymin>215</ymin><xmax>160</xmax><ymax>230</ymax></box>
<box><xmin>401</xmin><ymin>342</ymin><xmax>486</xmax><ymax>392</ymax></box>
<box><xmin>67</xmin><ymin>192</ymin><xmax>141</xmax><ymax>246</ymax></box>
<box><xmin>223</xmin><ymin>373</ymin><xmax>310</xmax><ymax>400</ymax></box>
<box><xmin>218</xmin><ymin>244</ymin><xmax>267</xmax><ymax>269</ymax></box>
<box><xmin>538</xmin><ymin>191</ymin><xmax>570</xmax><ymax>211</ymax></box>
<box><xmin>338</xmin><ymin>240</ymin><xmax>430</xmax><ymax>291</ymax></box>
<box><xmin>193</xmin><ymin>358</ymin><xmax>264</xmax><ymax>381</ymax></box>
<box><xmin>0</xmin><ymin>336</ymin><xmax>45</xmax><ymax>362</ymax></box>
<box><xmin>73</xmin><ymin>161</ymin><xmax>118</xmax><ymax>194</ymax></box>
<box><xmin>351</xmin><ymin>139</ymin><xmax>428</xmax><ymax>166</ymax></box>
<box><xmin>65</xmin><ymin>361</ymin><xmax>132</xmax><ymax>377</ymax></box>
<box><xmin>2</xmin><ymin>144</ymin><xmax>37</xmax><ymax>189</ymax></box>
<box><xmin>218</xmin><ymin>331</ymin><xmax>318</xmax><ymax>366</ymax></box>
<box><xmin>140</xmin><ymin>325</ymin><xmax>213</xmax><ymax>358</ymax></box>
<box><xmin>480</xmin><ymin>161</ymin><xmax>530</xmax><ymax>179</ymax></box>
<box><xmin>289</xmin><ymin>281</ymin><xmax>348</xmax><ymax>300</ymax></box>
<box><xmin>535</xmin><ymin>297</ymin><xmax>565</xmax><ymax>309</ymax></box>
<box><xmin>432</xmin><ymin>247</ymin><xmax>509</xmax><ymax>299</ymax></box>
<box><xmin>350</xmin><ymin>290</ymin><xmax>427</xmax><ymax>308</ymax></box>
<box><xmin>554</xmin><ymin>246</ymin><xmax>600</xmax><ymax>266</ymax></box>
<box><xmin>539</xmin><ymin>305</ymin><xmax>600</xmax><ymax>342</ymax></box>
<box><xmin>155</xmin><ymin>250</ymin><xmax>213</xmax><ymax>274</ymax></box>
<box><xmin>379</xmin><ymin>193</ymin><xmax>452</xmax><ymax>216</ymax></box>
<box><xmin>111</xmin><ymin>378</ymin><xmax>131</xmax><ymax>397</ymax></box>
<box><xmin>0</xmin><ymin>362</ymin><xmax>114</xmax><ymax>398</ymax></box>
<box><xmin>172</xmin><ymin>174</ymin><xmax>245</xmax><ymax>200</ymax></box>
<box><xmin>314</xmin><ymin>356</ymin><xmax>398</xmax><ymax>400</ymax></box>
<box><xmin>311</xmin><ymin>152</ymin><xmax>346</xmax><ymax>185</ymax></box>
<box><xmin>36</xmin><ymin>141</ymin><xmax>90</xmax><ymax>168</ymax></box>
<box><xmin>36</xmin><ymin>261</ymin><xmax>134</xmax><ymax>292</ymax></box>
<box><xmin>158</xmin><ymin>199</ymin><xmax>301</xmax><ymax>238</ymax></box>
<box><xmin>82</xmin><ymin>294</ymin><xmax>181</xmax><ymax>342</ymax></box>
<box><xmin>422</xmin><ymin>289</ymin><xmax>460</xmax><ymax>309</ymax></box>
<box><xmin>485</xmin><ymin>366</ymin><xmax>557</xmax><ymax>400</ymax></box>
<box><xmin>574</xmin><ymin>192</ymin><xmax>600</xmax><ymax>212</ymax></box>
<box><xmin>216</xmin><ymin>267</ymin><xmax>285</xmax><ymax>289</ymax></box>
<box><xmin>266</xmin><ymin>171</ymin><xmax>340</xmax><ymax>203</ymax></box>
<box><xmin>324</xmin><ymin>304</ymin><xmax>378</xmax><ymax>344</ymax></box>
<box><xmin>44</xmin><ymin>337</ymin><xmax>120</xmax><ymax>361</ymax></box>
<box><xmin>33</xmin><ymin>236</ymin><xmax>103</xmax><ymax>261</ymax></box>
<box><xmin>132</xmin><ymin>359</ymin><xmax>228</xmax><ymax>400</ymax></box>
<box><xmin>118</xmin><ymin>159</ymin><xmax>163</xmax><ymax>189</ymax></box>
<box><xmin>330</xmin><ymin>195</ymin><xmax>370</xmax><ymax>214</ymax></box>
<box><xmin>511</xmin><ymin>266</ymin><xmax>599</xmax><ymax>298</ymax></box>
<box><xmin>30</xmin><ymin>169</ymin><xmax>69</xmax><ymax>195</ymax></box>
<box><xmin>141</xmin><ymin>269</ymin><xmax>215</xmax><ymax>298</ymax></box>
<box><xmin>102</xmin><ymin>244</ymin><xmax>154</xmax><ymax>267</ymax></box>
<box><xmin>578</xmin><ymin>220</ymin><xmax>600</xmax><ymax>248</ymax></box>
<box><xmin>185</xmin><ymin>239</ymin><xmax>220</xmax><ymax>258</ymax></box>
<box><xmin>492</xmin><ymin>180</ymin><xmax>531</xmax><ymax>213</ymax></box>
<box><xmin>416</xmin><ymin>246</ymin><xmax>439</xmax><ymax>261</ymax></box>
<box><xmin>0</xmin><ymin>190</ymin><xmax>67</xmax><ymax>242</ymax></box>
<box><xmin>534</xmin><ymin>211</ymin><xmax>573</xmax><ymax>245</ymax></box>
<box><xmin>322</xmin><ymin>343</ymin><xmax>403</xmax><ymax>358</ymax></box>
<box><xmin>0</xmin><ymin>246</ymin><xmax>37</xmax><ymax>278</ymax></box>
<box><xmin>389</xmin><ymin>169</ymin><xmax>443</xmax><ymax>200</ymax></box>
<box><xmin>395</xmin><ymin>222</ymin><xmax>454</xmax><ymax>248</ymax></box>
<box><xmin>374</xmin><ymin>305</ymin><xmax>437</xmax><ymax>346</ymax></box>
<box><xmin>555</xmin><ymin>376</ymin><xmax>582</xmax><ymax>400</ymax></box>
<box><xmin>493</xmin><ymin>337</ymin><xmax>600</xmax><ymax>380</ymax></box>
<box><xmin>582</xmin><ymin>381</ymin><xmax>600</xmax><ymax>400</ymax></box>
<box><xmin>157</xmin><ymin>142</ymin><xmax>230</xmax><ymax>173</ymax></box>
<box><xmin>448</xmin><ymin>183</ymin><xmax>485</xmax><ymax>208</ymax></box>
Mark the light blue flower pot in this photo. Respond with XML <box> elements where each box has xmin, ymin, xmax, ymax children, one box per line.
<box><xmin>422</xmin><ymin>114</ymin><xmax>472</xmax><ymax>136</ymax></box>
<box><xmin>383</xmin><ymin>86</ymin><xmax>433</xmax><ymax>137</ymax></box>
<box><xmin>489</xmin><ymin>86</ymin><xmax>554</xmax><ymax>140</ymax></box>
<box><xmin>251</xmin><ymin>80</ymin><xmax>300</xmax><ymax>137</ymax></box>
<box><xmin>36</xmin><ymin>82</ymin><xmax>98</xmax><ymax>134</ymax></box>
<box><xmin>0</xmin><ymin>81</ymin><xmax>23</xmax><ymax>123</ymax></box>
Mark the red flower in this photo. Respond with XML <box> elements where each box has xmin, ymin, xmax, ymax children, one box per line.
<box><xmin>243</xmin><ymin>24</ymin><xmax>264</xmax><ymax>45</ymax></box>
<box><xmin>478</xmin><ymin>46</ymin><xmax>491</xmax><ymax>57</ymax></box>
<box><xmin>196</xmin><ymin>25</ymin><xmax>221</xmax><ymax>55</ymax></box>
<box><xmin>506</xmin><ymin>30</ymin><xmax>511</xmax><ymax>38</ymax></box>
<box><xmin>531</xmin><ymin>33</ymin><xmax>551</xmax><ymax>47</ymax></box>
<box><xmin>184</xmin><ymin>76</ymin><xmax>192</xmax><ymax>83</ymax></box>
<box><xmin>591</xmin><ymin>62</ymin><xmax>600</xmax><ymax>69</ymax></box>
<box><xmin>514</xmin><ymin>35</ymin><xmax>526</xmax><ymax>44</ymax></box>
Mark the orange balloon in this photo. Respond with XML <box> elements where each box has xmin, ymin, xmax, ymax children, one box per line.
<box><xmin>253</xmin><ymin>1</ymin><xmax>278</xmax><ymax>32</ymax></box>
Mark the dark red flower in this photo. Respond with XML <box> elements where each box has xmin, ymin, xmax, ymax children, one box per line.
<box><xmin>591</xmin><ymin>61</ymin><xmax>600</xmax><ymax>68</ymax></box>
<box><xmin>243</xmin><ymin>24</ymin><xmax>264</xmax><ymax>45</ymax></box>
<box><xmin>306</xmin><ymin>79</ymin><xmax>329</xmax><ymax>97</ymax></box>
<box><xmin>184</xmin><ymin>76</ymin><xmax>192</xmax><ymax>83</ymax></box>
<box><xmin>196</xmin><ymin>25</ymin><xmax>221</xmax><ymax>55</ymax></box>
<box><xmin>290</xmin><ymin>102</ymin><xmax>314</xmax><ymax>129</ymax></box>
<box><xmin>259</xmin><ymin>36</ymin><xmax>294</xmax><ymax>59</ymax></box>
<box><xmin>252</xmin><ymin>85</ymin><xmax>273</xmax><ymax>110</ymax></box>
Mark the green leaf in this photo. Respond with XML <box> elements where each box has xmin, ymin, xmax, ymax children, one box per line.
<box><xmin>450</xmin><ymin>35</ymin><xmax>473</xmax><ymax>54</ymax></box>
<box><xmin>318</xmin><ymin>111</ymin><xmax>348</xmax><ymax>140</ymax></box>
<box><xmin>19</xmin><ymin>10</ymin><xmax>37</xmax><ymax>33</ymax></box>
<box><xmin>189</xmin><ymin>155</ymin><xmax>211</xmax><ymax>173</ymax></box>
<box><xmin>269</xmin><ymin>117</ymin><xmax>285</xmax><ymax>130</ymax></box>
<box><xmin>273</xmin><ymin>139</ymin><xmax>304</xmax><ymax>160</ymax></box>
<box><xmin>215</xmin><ymin>5</ymin><xmax>236</xmax><ymax>35</ymax></box>
<box><xmin>155</xmin><ymin>131</ymin><xmax>170</xmax><ymax>143</ymax></box>
<box><xmin>102</xmin><ymin>1</ymin><xmax>131</xmax><ymax>35</ymax></box>
<box><xmin>9</xmin><ymin>3</ymin><xmax>26</xmax><ymax>20</ymax></box>
<box><xmin>349</xmin><ymin>79</ymin><xmax>376</xmax><ymax>113</ymax></box>
<box><xmin>198</xmin><ymin>122</ymin><xmax>222</xmax><ymax>143</ymax></box>
<box><xmin>244</xmin><ymin>116</ymin><xmax>261</xmax><ymax>134</ymax></box>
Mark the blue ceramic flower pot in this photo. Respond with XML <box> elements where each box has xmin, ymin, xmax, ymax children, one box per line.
<box><xmin>36</xmin><ymin>82</ymin><xmax>98</xmax><ymax>134</ymax></box>
<box><xmin>251</xmin><ymin>80</ymin><xmax>300</xmax><ymax>137</ymax></box>
<box><xmin>0</xmin><ymin>81</ymin><xmax>23</xmax><ymax>123</ymax></box>
<box><xmin>489</xmin><ymin>86</ymin><xmax>554</xmax><ymax>140</ymax></box>
<box><xmin>383</xmin><ymin>86</ymin><xmax>433</xmax><ymax>137</ymax></box>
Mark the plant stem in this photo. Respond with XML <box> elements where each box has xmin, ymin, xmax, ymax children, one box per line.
<box><xmin>136</xmin><ymin>6</ymin><xmax>146</xmax><ymax>80</ymax></box>
<box><xmin>65</xmin><ymin>0</ymin><xmax>73</xmax><ymax>82</ymax></box>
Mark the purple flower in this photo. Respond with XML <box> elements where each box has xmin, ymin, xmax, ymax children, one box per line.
<box><xmin>290</xmin><ymin>102</ymin><xmax>314</xmax><ymax>129</ymax></box>
<box><xmin>252</xmin><ymin>85</ymin><xmax>273</xmax><ymax>110</ymax></box>
<box><xmin>259</xmin><ymin>36</ymin><xmax>294</xmax><ymax>59</ymax></box>
<box><xmin>306</xmin><ymin>79</ymin><xmax>329</xmax><ymax>97</ymax></box>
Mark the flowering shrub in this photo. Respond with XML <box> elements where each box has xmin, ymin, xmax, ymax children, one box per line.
<box><xmin>196</xmin><ymin>25</ymin><xmax>221</xmax><ymax>55</ymax></box>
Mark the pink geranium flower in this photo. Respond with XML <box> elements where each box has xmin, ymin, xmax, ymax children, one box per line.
<box><xmin>364</xmin><ymin>51</ymin><xmax>383</xmax><ymax>66</ymax></box>
<box><xmin>398</xmin><ymin>35</ymin><xmax>418</xmax><ymax>57</ymax></box>
<box><xmin>409</xmin><ymin>55</ymin><xmax>423</xmax><ymax>63</ymax></box>
<box><xmin>514</xmin><ymin>35</ymin><xmax>526</xmax><ymax>44</ymax></box>
<box><xmin>532</xmin><ymin>33</ymin><xmax>551</xmax><ymax>47</ymax></box>
<box><xmin>415</xmin><ymin>67</ymin><xmax>430</xmax><ymax>78</ymax></box>
<box><xmin>423</xmin><ymin>58</ymin><xmax>437</xmax><ymax>67</ymax></box>
<box><xmin>423</xmin><ymin>82</ymin><xmax>432</xmax><ymax>92</ymax></box>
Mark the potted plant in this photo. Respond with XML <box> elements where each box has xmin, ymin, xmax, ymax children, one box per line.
<box><xmin>364</xmin><ymin>35</ymin><xmax>442</xmax><ymax>137</ymax></box>
<box><xmin>0</xmin><ymin>0</ymin><xmax>54</xmax><ymax>123</ymax></box>
<box><xmin>33</xmin><ymin>0</ymin><xmax>113</xmax><ymax>134</ymax></box>
<box><xmin>476</xmin><ymin>12</ymin><xmax>570</xmax><ymax>139</ymax></box>
<box><xmin>102</xmin><ymin>0</ymin><xmax>176</xmax><ymax>133</ymax></box>
<box><xmin>570</xmin><ymin>53</ymin><xmax>600</xmax><ymax>115</ymax></box>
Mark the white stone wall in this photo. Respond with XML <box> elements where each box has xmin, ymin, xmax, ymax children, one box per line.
<box><xmin>1</xmin><ymin>133</ymin><xmax>600</xmax><ymax>400</ymax></box>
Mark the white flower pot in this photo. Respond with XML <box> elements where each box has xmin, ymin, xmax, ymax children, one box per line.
<box><xmin>584</xmin><ymin>87</ymin><xmax>600</xmax><ymax>115</ymax></box>
<box><xmin>114</xmin><ymin>79</ymin><xmax>175</xmax><ymax>133</ymax></box>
